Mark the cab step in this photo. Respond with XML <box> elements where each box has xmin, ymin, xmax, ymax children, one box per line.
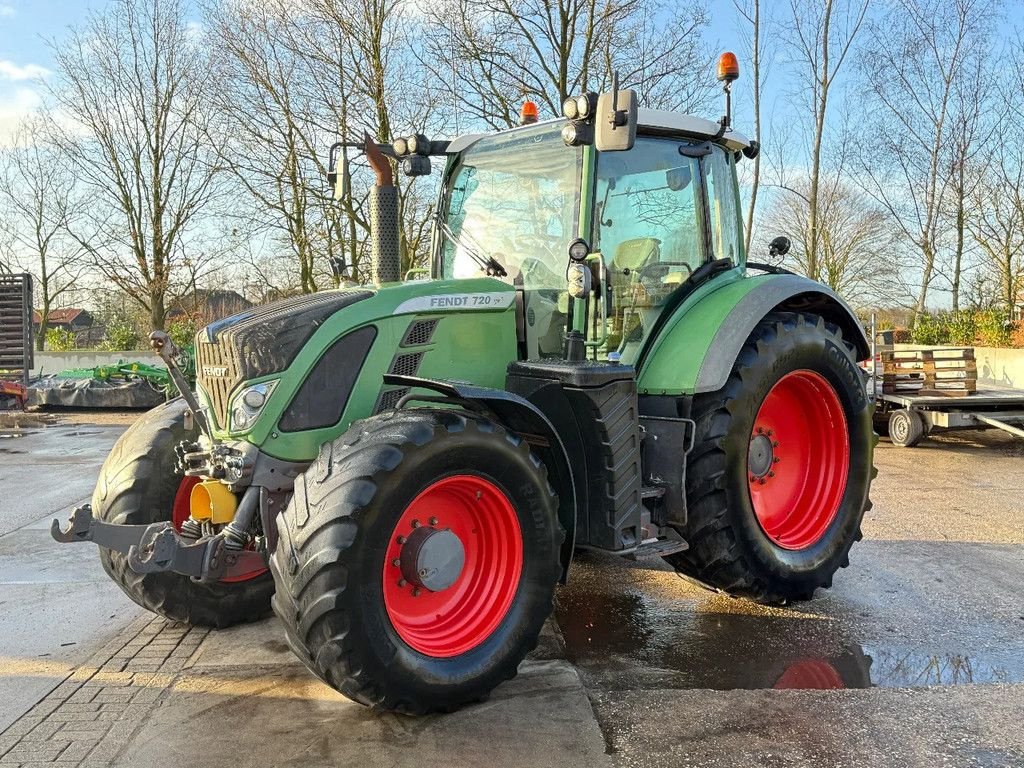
<box><xmin>627</xmin><ymin>536</ymin><xmax>689</xmax><ymax>560</ymax></box>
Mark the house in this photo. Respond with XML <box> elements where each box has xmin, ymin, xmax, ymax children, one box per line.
<box><xmin>32</xmin><ymin>308</ymin><xmax>93</xmax><ymax>334</ymax></box>
<box><xmin>167</xmin><ymin>289</ymin><xmax>253</xmax><ymax>324</ymax></box>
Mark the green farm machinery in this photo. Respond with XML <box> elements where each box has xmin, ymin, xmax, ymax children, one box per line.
<box><xmin>54</xmin><ymin>55</ymin><xmax>874</xmax><ymax>713</ymax></box>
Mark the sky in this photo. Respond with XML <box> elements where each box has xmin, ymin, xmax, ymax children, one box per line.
<box><xmin>0</xmin><ymin>0</ymin><xmax>94</xmax><ymax>138</ymax></box>
<box><xmin>0</xmin><ymin>0</ymin><xmax>786</xmax><ymax>145</ymax></box>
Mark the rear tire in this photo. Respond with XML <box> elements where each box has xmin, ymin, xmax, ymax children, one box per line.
<box><xmin>666</xmin><ymin>312</ymin><xmax>874</xmax><ymax>604</ymax></box>
<box><xmin>270</xmin><ymin>409</ymin><xmax>562</xmax><ymax>714</ymax></box>
<box><xmin>93</xmin><ymin>399</ymin><xmax>275</xmax><ymax>627</ymax></box>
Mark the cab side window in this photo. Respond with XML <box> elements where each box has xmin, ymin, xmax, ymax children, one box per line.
<box><xmin>594</xmin><ymin>138</ymin><xmax>705</xmax><ymax>358</ymax></box>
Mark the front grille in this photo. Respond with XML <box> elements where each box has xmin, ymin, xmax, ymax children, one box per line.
<box><xmin>194</xmin><ymin>289</ymin><xmax>373</xmax><ymax>430</ymax></box>
<box><xmin>196</xmin><ymin>337</ymin><xmax>241</xmax><ymax>429</ymax></box>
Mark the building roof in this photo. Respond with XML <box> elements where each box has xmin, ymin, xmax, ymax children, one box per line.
<box><xmin>33</xmin><ymin>308</ymin><xmax>87</xmax><ymax>325</ymax></box>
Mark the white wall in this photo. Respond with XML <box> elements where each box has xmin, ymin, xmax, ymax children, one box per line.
<box><xmin>31</xmin><ymin>351</ymin><xmax>164</xmax><ymax>378</ymax></box>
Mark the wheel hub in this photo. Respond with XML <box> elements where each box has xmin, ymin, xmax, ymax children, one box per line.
<box><xmin>399</xmin><ymin>525</ymin><xmax>465</xmax><ymax>592</ymax></box>
<box><xmin>748</xmin><ymin>432</ymin><xmax>775</xmax><ymax>478</ymax></box>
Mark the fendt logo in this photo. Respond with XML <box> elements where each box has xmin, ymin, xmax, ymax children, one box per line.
<box><xmin>202</xmin><ymin>365</ymin><xmax>229</xmax><ymax>377</ymax></box>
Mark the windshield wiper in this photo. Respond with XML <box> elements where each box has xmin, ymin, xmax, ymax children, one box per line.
<box><xmin>435</xmin><ymin>215</ymin><xmax>507</xmax><ymax>278</ymax></box>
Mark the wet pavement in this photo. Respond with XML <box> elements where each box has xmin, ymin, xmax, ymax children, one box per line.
<box><xmin>1</xmin><ymin>415</ymin><xmax>1023</xmax><ymax>766</ymax></box>
<box><xmin>555</xmin><ymin>431</ymin><xmax>1024</xmax><ymax>766</ymax></box>
<box><xmin>0</xmin><ymin>415</ymin><xmax>142</xmax><ymax>733</ymax></box>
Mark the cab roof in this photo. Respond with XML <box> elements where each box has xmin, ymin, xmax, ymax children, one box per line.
<box><xmin>446</xmin><ymin>110</ymin><xmax>751</xmax><ymax>154</ymax></box>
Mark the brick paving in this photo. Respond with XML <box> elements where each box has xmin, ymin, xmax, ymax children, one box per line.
<box><xmin>0</xmin><ymin>617</ymin><xmax>208</xmax><ymax>767</ymax></box>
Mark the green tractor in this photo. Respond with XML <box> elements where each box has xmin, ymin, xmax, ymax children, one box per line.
<box><xmin>53</xmin><ymin>57</ymin><xmax>874</xmax><ymax>714</ymax></box>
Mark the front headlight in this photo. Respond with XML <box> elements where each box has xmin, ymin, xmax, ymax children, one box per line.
<box><xmin>230</xmin><ymin>380</ymin><xmax>278</xmax><ymax>432</ymax></box>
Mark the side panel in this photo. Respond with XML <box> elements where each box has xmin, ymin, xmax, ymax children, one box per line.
<box><xmin>238</xmin><ymin>278</ymin><xmax>519</xmax><ymax>462</ymax></box>
<box><xmin>637</xmin><ymin>271</ymin><xmax>869</xmax><ymax>396</ymax></box>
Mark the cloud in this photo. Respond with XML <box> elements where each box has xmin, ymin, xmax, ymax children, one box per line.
<box><xmin>0</xmin><ymin>60</ymin><xmax>50</xmax><ymax>82</ymax></box>
<box><xmin>0</xmin><ymin>5</ymin><xmax>15</xmax><ymax>17</ymax></box>
<box><xmin>0</xmin><ymin>86</ymin><xmax>41</xmax><ymax>145</ymax></box>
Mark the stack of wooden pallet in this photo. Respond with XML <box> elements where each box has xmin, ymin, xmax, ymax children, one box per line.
<box><xmin>880</xmin><ymin>347</ymin><xmax>977</xmax><ymax>397</ymax></box>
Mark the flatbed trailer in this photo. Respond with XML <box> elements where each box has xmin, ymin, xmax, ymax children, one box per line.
<box><xmin>871</xmin><ymin>384</ymin><xmax>1024</xmax><ymax>447</ymax></box>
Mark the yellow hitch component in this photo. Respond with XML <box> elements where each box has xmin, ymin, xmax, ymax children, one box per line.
<box><xmin>190</xmin><ymin>480</ymin><xmax>238</xmax><ymax>525</ymax></box>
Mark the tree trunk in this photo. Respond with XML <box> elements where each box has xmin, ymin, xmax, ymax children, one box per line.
<box><xmin>150</xmin><ymin>290</ymin><xmax>166</xmax><ymax>332</ymax></box>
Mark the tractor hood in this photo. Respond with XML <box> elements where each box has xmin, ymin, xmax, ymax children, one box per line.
<box><xmin>195</xmin><ymin>277</ymin><xmax>519</xmax><ymax>458</ymax></box>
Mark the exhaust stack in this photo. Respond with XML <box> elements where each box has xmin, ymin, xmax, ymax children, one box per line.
<box><xmin>370</xmin><ymin>185</ymin><xmax>402</xmax><ymax>285</ymax></box>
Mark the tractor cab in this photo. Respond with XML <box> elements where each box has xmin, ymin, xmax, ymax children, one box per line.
<box><xmin>430</xmin><ymin>112</ymin><xmax>751</xmax><ymax>363</ymax></box>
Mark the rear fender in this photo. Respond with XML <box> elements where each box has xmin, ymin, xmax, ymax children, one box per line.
<box><xmin>638</xmin><ymin>272</ymin><xmax>869</xmax><ymax>396</ymax></box>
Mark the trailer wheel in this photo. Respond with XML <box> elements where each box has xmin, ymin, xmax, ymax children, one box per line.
<box><xmin>888</xmin><ymin>409</ymin><xmax>924</xmax><ymax>447</ymax></box>
<box><xmin>270</xmin><ymin>409</ymin><xmax>561</xmax><ymax>714</ymax></box>
<box><xmin>666</xmin><ymin>312</ymin><xmax>874</xmax><ymax>604</ymax></box>
<box><xmin>93</xmin><ymin>398</ymin><xmax>274</xmax><ymax>627</ymax></box>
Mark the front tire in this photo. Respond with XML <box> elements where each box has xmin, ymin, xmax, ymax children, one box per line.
<box><xmin>93</xmin><ymin>399</ymin><xmax>275</xmax><ymax>627</ymax></box>
<box><xmin>270</xmin><ymin>409</ymin><xmax>562</xmax><ymax>714</ymax></box>
<box><xmin>667</xmin><ymin>312</ymin><xmax>874</xmax><ymax>604</ymax></box>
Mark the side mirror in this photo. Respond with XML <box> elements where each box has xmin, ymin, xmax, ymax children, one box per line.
<box><xmin>327</xmin><ymin>142</ymin><xmax>349</xmax><ymax>201</ymax></box>
<box><xmin>329</xmin><ymin>255</ymin><xmax>347</xmax><ymax>279</ymax></box>
<box><xmin>594</xmin><ymin>74</ymin><xmax>637</xmax><ymax>152</ymax></box>
<box><xmin>768</xmin><ymin>236</ymin><xmax>791</xmax><ymax>257</ymax></box>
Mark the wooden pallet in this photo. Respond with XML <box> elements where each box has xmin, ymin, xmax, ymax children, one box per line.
<box><xmin>880</xmin><ymin>348</ymin><xmax>976</xmax><ymax>397</ymax></box>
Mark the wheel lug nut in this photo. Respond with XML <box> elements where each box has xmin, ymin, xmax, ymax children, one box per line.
<box><xmin>412</xmin><ymin>588</ymin><xmax>421</xmax><ymax>597</ymax></box>
<box><xmin>749</xmin><ymin>475</ymin><xmax>757</xmax><ymax>483</ymax></box>
<box><xmin>392</xmin><ymin>558</ymin><xmax>401</xmax><ymax>567</ymax></box>
<box><xmin>758</xmin><ymin>478</ymin><xmax>766</xmax><ymax>485</ymax></box>
<box><xmin>768</xmin><ymin>471</ymin><xmax>775</xmax><ymax>478</ymax></box>
<box><xmin>756</xmin><ymin>427</ymin><xmax>764</xmax><ymax>434</ymax></box>
<box><xmin>766</xmin><ymin>429</ymin><xmax>773</xmax><ymax>436</ymax></box>
<box><xmin>773</xmin><ymin>456</ymin><xmax>780</xmax><ymax>463</ymax></box>
<box><xmin>398</xmin><ymin>579</ymin><xmax>407</xmax><ymax>587</ymax></box>
<box><xmin>772</xmin><ymin>441</ymin><xmax>779</xmax><ymax>448</ymax></box>
<box><xmin>429</xmin><ymin>517</ymin><xmax>438</xmax><ymax>526</ymax></box>
<box><xmin>397</xmin><ymin>535</ymin><xmax>407</xmax><ymax>545</ymax></box>
<box><xmin>411</xmin><ymin>520</ymin><xmax>420</xmax><ymax>528</ymax></box>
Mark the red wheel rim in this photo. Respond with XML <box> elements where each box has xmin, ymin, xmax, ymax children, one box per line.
<box><xmin>171</xmin><ymin>476</ymin><xmax>201</xmax><ymax>531</ymax></box>
<box><xmin>382</xmin><ymin>475</ymin><xmax>523</xmax><ymax>658</ymax></box>
<box><xmin>170</xmin><ymin>476</ymin><xmax>267</xmax><ymax>583</ymax></box>
<box><xmin>773</xmin><ymin>659</ymin><xmax>846</xmax><ymax>689</ymax></box>
<box><xmin>748</xmin><ymin>370</ymin><xmax>849</xmax><ymax>550</ymax></box>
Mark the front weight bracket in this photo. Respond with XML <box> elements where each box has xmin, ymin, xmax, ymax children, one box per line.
<box><xmin>52</xmin><ymin>504</ymin><xmax>265</xmax><ymax>582</ymax></box>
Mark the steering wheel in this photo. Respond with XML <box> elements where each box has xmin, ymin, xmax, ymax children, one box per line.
<box><xmin>637</xmin><ymin>260</ymin><xmax>694</xmax><ymax>284</ymax></box>
<box><xmin>512</xmin><ymin>232</ymin><xmax>561</xmax><ymax>262</ymax></box>
<box><xmin>518</xmin><ymin>255</ymin><xmax>561</xmax><ymax>286</ymax></box>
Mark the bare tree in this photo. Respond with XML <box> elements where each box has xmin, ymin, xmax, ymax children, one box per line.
<box><xmin>0</xmin><ymin>115</ymin><xmax>89</xmax><ymax>349</ymax></box>
<box><xmin>856</xmin><ymin>0</ymin><xmax>995</xmax><ymax>325</ymax></box>
<box><xmin>768</xmin><ymin>173</ymin><xmax>899</xmax><ymax>305</ymax></box>
<box><xmin>733</xmin><ymin>0</ymin><xmax>769</xmax><ymax>256</ymax></box>
<box><xmin>45</xmin><ymin>0</ymin><xmax>223</xmax><ymax>330</ymax></box>
<box><xmin>784</xmin><ymin>0</ymin><xmax>869</xmax><ymax>282</ymax></box>
<box><xmin>423</xmin><ymin>0</ymin><xmax>715</xmax><ymax>131</ymax></box>
<box><xmin>967</xmin><ymin>142</ymin><xmax>1024</xmax><ymax>317</ymax></box>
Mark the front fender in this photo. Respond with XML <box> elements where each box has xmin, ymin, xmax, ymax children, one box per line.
<box><xmin>382</xmin><ymin>374</ymin><xmax>578</xmax><ymax>581</ymax></box>
<box><xmin>637</xmin><ymin>271</ymin><xmax>869</xmax><ymax>396</ymax></box>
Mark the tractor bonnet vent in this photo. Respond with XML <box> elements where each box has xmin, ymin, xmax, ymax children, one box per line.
<box><xmin>401</xmin><ymin>319</ymin><xmax>439</xmax><ymax>347</ymax></box>
<box><xmin>389</xmin><ymin>351</ymin><xmax>423</xmax><ymax>377</ymax></box>
<box><xmin>375</xmin><ymin>387</ymin><xmax>410</xmax><ymax>414</ymax></box>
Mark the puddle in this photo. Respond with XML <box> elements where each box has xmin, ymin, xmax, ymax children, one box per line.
<box><xmin>0</xmin><ymin>432</ymin><xmax>31</xmax><ymax>438</ymax></box>
<box><xmin>555</xmin><ymin>578</ymin><xmax>1023</xmax><ymax>691</ymax></box>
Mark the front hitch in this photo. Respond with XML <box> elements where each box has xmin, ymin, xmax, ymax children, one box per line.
<box><xmin>51</xmin><ymin>504</ymin><xmax>265</xmax><ymax>582</ymax></box>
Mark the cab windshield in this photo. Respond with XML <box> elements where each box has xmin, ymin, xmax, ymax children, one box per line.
<box><xmin>438</xmin><ymin>124</ymin><xmax>582</xmax><ymax>291</ymax></box>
